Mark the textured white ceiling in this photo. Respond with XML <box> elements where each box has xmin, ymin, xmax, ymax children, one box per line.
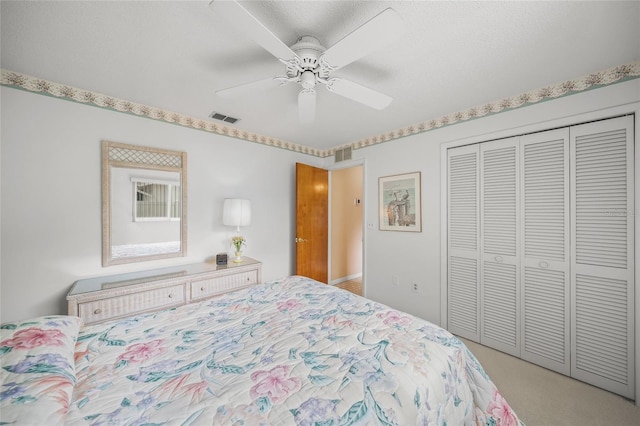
<box><xmin>2</xmin><ymin>1</ymin><xmax>639</xmax><ymax>151</ymax></box>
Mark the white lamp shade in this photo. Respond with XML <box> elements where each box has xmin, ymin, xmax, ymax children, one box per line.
<box><xmin>223</xmin><ymin>199</ymin><xmax>251</xmax><ymax>228</ymax></box>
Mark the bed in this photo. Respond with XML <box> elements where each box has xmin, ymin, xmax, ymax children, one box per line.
<box><xmin>1</xmin><ymin>275</ymin><xmax>522</xmax><ymax>425</ymax></box>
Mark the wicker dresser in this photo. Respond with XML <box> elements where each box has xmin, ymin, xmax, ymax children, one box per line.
<box><xmin>67</xmin><ymin>258</ymin><xmax>261</xmax><ymax>325</ymax></box>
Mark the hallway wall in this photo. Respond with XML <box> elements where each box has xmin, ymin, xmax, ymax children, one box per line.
<box><xmin>330</xmin><ymin>166</ymin><xmax>363</xmax><ymax>283</ymax></box>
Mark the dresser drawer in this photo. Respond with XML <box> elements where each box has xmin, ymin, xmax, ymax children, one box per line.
<box><xmin>190</xmin><ymin>270</ymin><xmax>258</xmax><ymax>301</ymax></box>
<box><xmin>78</xmin><ymin>284</ymin><xmax>185</xmax><ymax>324</ymax></box>
<box><xmin>68</xmin><ymin>258</ymin><xmax>262</xmax><ymax>322</ymax></box>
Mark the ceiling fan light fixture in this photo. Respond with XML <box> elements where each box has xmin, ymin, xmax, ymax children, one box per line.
<box><xmin>300</xmin><ymin>71</ymin><xmax>316</xmax><ymax>89</ymax></box>
<box><xmin>298</xmin><ymin>89</ymin><xmax>316</xmax><ymax>124</ymax></box>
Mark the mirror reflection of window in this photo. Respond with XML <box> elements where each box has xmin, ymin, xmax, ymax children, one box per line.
<box><xmin>103</xmin><ymin>140</ymin><xmax>187</xmax><ymax>266</ymax></box>
<box><xmin>133</xmin><ymin>179</ymin><xmax>181</xmax><ymax>221</ymax></box>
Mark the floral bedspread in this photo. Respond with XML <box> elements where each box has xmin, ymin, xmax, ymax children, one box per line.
<box><xmin>1</xmin><ymin>315</ymin><xmax>82</xmax><ymax>424</ymax></box>
<box><xmin>65</xmin><ymin>275</ymin><xmax>521</xmax><ymax>425</ymax></box>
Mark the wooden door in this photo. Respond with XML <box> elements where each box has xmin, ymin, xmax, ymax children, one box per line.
<box><xmin>296</xmin><ymin>163</ymin><xmax>328</xmax><ymax>282</ymax></box>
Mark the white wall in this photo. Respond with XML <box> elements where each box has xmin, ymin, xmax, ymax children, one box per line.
<box><xmin>338</xmin><ymin>79</ymin><xmax>640</xmax><ymax>327</ymax></box>
<box><xmin>329</xmin><ymin>166</ymin><xmax>363</xmax><ymax>283</ymax></box>
<box><xmin>350</xmin><ymin>134</ymin><xmax>442</xmax><ymax>324</ymax></box>
<box><xmin>2</xmin><ymin>80</ymin><xmax>639</xmax><ymax>328</ymax></box>
<box><xmin>0</xmin><ymin>87</ymin><xmax>322</xmax><ymax>323</ymax></box>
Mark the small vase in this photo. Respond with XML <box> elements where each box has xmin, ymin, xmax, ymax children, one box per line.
<box><xmin>233</xmin><ymin>251</ymin><xmax>243</xmax><ymax>263</ymax></box>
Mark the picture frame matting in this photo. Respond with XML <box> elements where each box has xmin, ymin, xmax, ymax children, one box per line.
<box><xmin>378</xmin><ymin>171</ymin><xmax>422</xmax><ymax>232</ymax></box>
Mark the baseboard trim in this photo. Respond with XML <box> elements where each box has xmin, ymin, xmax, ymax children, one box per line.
<box><xmin>329</xmin><ymin>273</ymin><xmax>362</xmax><ymax>286</ymax></box>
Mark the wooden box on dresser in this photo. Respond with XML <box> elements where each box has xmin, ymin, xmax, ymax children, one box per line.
<box><xmin>67</xmin><ymin>257</ymin><xmax>262</xmax><ymax>325</ymax></box>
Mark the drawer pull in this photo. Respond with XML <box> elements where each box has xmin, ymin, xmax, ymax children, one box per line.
<box><xmin>93</xmin><ymin>308</ymin><xmax>102</xmax><ymax>315</ymax></box>
<box><xmin>539</xmin><ymin>261</ymin><xmax>549</xmax><ymax>269</ymax></box>
<box><xmin>495</xmin><ymin>255</ymin><xmax>503</xmax><ymax>263</ymax></box>
<box><xmin>168</xmin><ymin>293</ymin><xmax>173</xmax><ymax>298</ymax></box>
<box><xmin>201</xmin><ymin>287</ymin><xmax>205</xmax><ymax>292</ymax></box>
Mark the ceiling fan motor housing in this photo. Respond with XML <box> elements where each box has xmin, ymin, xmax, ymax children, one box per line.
<box><xmin>286</xmin><ymin>36</ymin><xmax>331</xmax><ymax>83</ymax></box>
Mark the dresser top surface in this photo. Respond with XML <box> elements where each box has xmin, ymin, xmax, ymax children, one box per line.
<box><xmin>68</xmin><ymin>257</ymin><xmax>261</xmax><ymax>296</ymax></box>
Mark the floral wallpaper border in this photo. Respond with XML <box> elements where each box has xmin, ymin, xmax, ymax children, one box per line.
<box><xmin>0</xmin><ymin>69</ymin><xmax>321</xmax><ymax>157</ymax></box>
<box><xmin>346</xmin><ymin>61</ymin><xmax>640</xmax><ymax>154</ymax></box>
<box><xmin>2</xmin><ymin>61</ymin><xmax>639</xmax><ymax>158</ymax></box>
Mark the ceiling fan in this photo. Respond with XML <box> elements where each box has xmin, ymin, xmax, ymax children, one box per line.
<box><xmin>211</xmin><ymin>0</ymin><xmax>406</xmax><ymax>123</ymax></box>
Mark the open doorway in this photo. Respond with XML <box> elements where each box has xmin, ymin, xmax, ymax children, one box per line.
<box><xmin>294</xmin><ymin>162</ymin><xmax>364</xmax><ymax>295</ymax></box>
<box><xmin>329</xmin><ymin>165</ymin><xmax>363</xmax><ymax>295</ymax></box>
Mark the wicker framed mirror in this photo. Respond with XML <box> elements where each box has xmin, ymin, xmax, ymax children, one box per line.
<box><xmin>102</xmin><ymin>141</ymin><xmax>187</xmax><ymax>266</ymax></box>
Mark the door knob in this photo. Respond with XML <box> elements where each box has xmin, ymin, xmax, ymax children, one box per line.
<box><xmin>295</xmin><ymin>237</ymin><xmax>308</xmax><ymax>243</ymax></box>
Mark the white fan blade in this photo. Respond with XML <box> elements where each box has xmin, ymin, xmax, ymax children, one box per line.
<box><xmin>322</xmin><ymin>8</ymin><xmax>406</xmax><ymax>69</ymax></box>
<box><xmin>216</xmin><ymin>77</ymin><xmax>282</xmax><ymax>98</ymax></box>
<box><xmin>210</xmin><ymin>0</ymin><xmax>297</xmax><ymax>61</ymax></box>
<box><xmin>298</xmin><ymin>89</ymin><xmax>316</xmax><ymax>123</ymax></box>
<box><xmin>326</xmin><ymin>78</ymin><xmax>392</xmax><ymax>110</ymax></box>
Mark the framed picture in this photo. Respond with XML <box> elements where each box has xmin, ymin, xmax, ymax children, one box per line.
<box><xmin>379</xmin><ymin>171</ymin><xmax>422</xmax><ymax>232</ymax></box>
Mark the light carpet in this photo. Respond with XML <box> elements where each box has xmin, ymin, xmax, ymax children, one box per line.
<box><xmin>461</xmin><ymin>338</ymin><xmax>640</xmax><ymax>425</ymax></box>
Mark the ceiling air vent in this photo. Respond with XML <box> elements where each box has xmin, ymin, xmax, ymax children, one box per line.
<box><xmin>334</xmin><ymin>146</ymin><xmax>352</xmax><ymax>162</ymax></box>
<box><xmin>209</xmin><ymin>112</ymin><xmax>240</xmax><ymax>124</ymax></box>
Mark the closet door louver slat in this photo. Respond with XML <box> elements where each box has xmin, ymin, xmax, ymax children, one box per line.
<box><xmin>447</xmin><ymin>145</ymin><xmax>480</xmax><ymax>341</ymax></box>
<box><xmin>449</xmin><ymin>155</ymin><xmax>479</xmax><ymax>252</ymax></box>
<box><xmin>482</xmin><ymin>262</ymin><xmax>518</xmax><ymax>348</ymax></box>
<box><xmin>523</xmin><ymin>267</ymin><xmax>567</xmax><ymax>364</ymax></box>
<box><xmin>575</xmin><ymin>274</ymin><xmax>629</xmax><ymax>384</ymax></box>
<box><xmin>570</xmin><ymin>116</ymin><xmax>634</xmax><ymax>399</ymax></box>
<box><xmin>480</xmin><ymin>139</ymin><xmax>520</xmax><ymax>356</ymax></box>
<box><xmin>449</xmin><ymin>256</ymin><xmax>479</xmax><ymax>336</ymax></box>
<box><xmin>574</xmin><ymin>128</ymin><xmax>628</xmax><ymax>269</ymax></box>
<box><xmin>520</xmin><ymin>130</ymin><xmax>570</xmax><ymax>375</ymax></box>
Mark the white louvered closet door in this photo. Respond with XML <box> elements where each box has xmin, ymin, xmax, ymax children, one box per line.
<box><xmin>447</xmin><ymin>144</ymin><xmax>481</xmax><ymax>341</ymax></box>
<box><xmin>570</xmin><ymin>115</ymin><xmax>635</xmax><ymax>399</ymax></box>
<box><xmin>480</xmin><ymin>138</ymin><xmax>520</xmax><ymax>357</ymax></box>
<box><xmin>520</xmin><ymin>129</ymin><xmax>570</xmax><ymax>375</ymax></box>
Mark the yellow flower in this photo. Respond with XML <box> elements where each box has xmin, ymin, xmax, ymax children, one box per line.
<box><xmin>232</xmin><ymin>235</ymin><xmax>246</xmax><ymax>252</ymax></box>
